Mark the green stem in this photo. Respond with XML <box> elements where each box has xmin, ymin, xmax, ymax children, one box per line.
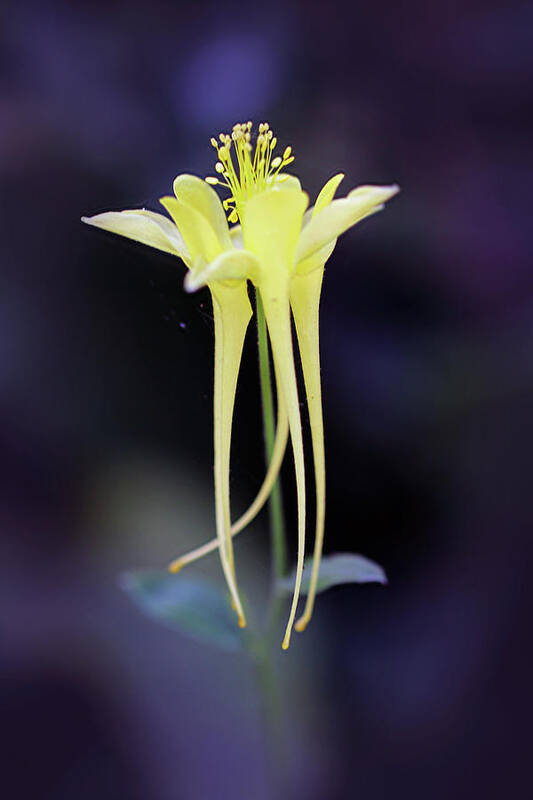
<box><xmin>246</xmin><ymin>290</ymin><xmax>289</xmax><ymax>790</ymax></box>
<box><xmin>255</xmin><ymin>289</ymin><xmax>287</xmax><ymax>583</ymax></box>
<box><xmin>250</xmin><ymin>638</ymin><xmax>285</xmax><ymax>771</ymax></box>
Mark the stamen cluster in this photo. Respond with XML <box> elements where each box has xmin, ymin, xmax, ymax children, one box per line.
<box><xmin>205</xmin><ymin>122</ymin><xmax>295</xmax><ymax>223</ymax></box>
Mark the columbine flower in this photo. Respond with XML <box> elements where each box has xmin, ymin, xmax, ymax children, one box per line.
<box><xmin>82</xmin><ymin>121</ymin><xmax>398</xmax><ymax>649</ymax></box>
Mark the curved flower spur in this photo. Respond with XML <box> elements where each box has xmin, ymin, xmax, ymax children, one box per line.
<box><xmin>82</xmin><ymin>122</ymin><xmax>398</xmax><ymax>649</ymax></box>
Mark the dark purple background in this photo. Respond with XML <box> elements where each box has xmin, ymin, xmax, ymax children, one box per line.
<box><xmin>1</xmin><ymin>0</ymin><xmax>532</xmax><ymax>798</ymax></box>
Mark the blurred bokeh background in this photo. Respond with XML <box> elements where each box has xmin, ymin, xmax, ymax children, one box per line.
<box><xmin>2</xmin><ymin>0</ymin><xmax>532</xmax><ymax>797</ymax></box>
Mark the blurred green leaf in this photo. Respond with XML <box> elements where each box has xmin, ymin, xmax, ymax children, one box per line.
<box><xmin>119</xmin><ymin>570</ymin><xmax>244</xmax><ymax>651</ymax></box>
<box><xmin>279</xmin><ymin>553</ymin><xmax>387</xmax><ymax>595</ymax></box>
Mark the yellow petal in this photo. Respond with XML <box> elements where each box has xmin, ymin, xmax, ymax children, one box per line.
<box><xmin>297</xmin><ymin>173</ymin><xmax>343</xmax><ymax>237</ymax></box>
<box><xmin>348</xmin><ymin>184</ymin><xmax>398</xmax><ymax>203</ymax></box>
<box><xmin>243</xmin><ymin>188</ymin><xmax>308</xmax><ymax>277</ymax></box>
<box><xmin>271</xmin><ymin>173</ymin><xmax>302</xmax><ymax>192</ymax></box>
<box><xmin>81</xmin><ymin>209</ymin><xmax>190</xmax><ymax>263</ymax></box>
<box><xmin>211</xmin><ymin>282</ymin><xmax>253</xmax><ymax>628</ymax></box>
<box><xmin>294</xmin><ymin>184</ymin><xmax>399</xmax><ymax>264</ymax></box>
<box><xmin>183</xmin><ymin>250</ymin><xmax>260</xmax><ymax>293</ymax></box>
<box><xmin>242</xmin><ymin>188</ymin><xmax>309</xmax><ymax>649</ymax></box>
<box><xmin>295</xmin><ymin>239</ymin><xmax>337</xmax><ymax>276</ymax></box>
<box><xmin>313</xmin><ymin>173</ymin><xmax>344</xmax><ymax>218</ymax></box>
<box><xmin>160</xmin><ymin>195</ymin><xmax>222</xmax><ymax>263</ymax></box>
<box><xmin>290</xmin><ymin>268</ymin><xmax>326</xmax><ymax>632</ymax></box>
<box><xmin>173</xmin><ymin>174</ymin><xmax>232</xmax><ymax>251</ymax></box>
<box><xmin>290</xmin><ymin>180</ymin><xmax>346</xmax><ymax>626</ymax></box>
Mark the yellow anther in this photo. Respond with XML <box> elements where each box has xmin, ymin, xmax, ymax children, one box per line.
<box><xmin>215</xmin><ymin>162</ymin><xmax>225</xmax><ymax>173</ymax></box>
<box><xmin>271</xmin><ymin>156</ymin><xmax>282</xmax><ymax>168</ymax></box>
<box><xmin>271</xmin><ymin>137</ymin><xmax>277</xmax><ymax>149</ymax></box>
<box><xmin>219</xmin><ymin>133</ymin><xmax>226</xmax><ymax>143</ymax></box>
<box><xmin>205</xmin><ymin>176</ymin><xmax>219</xmax><ymax>185</ymax></box>
<box><xmin>228</xmin><ymin>209</ymin><xmax>238</xmax><ymax>223</ymax></box>
<box><xmin>283</xmin><ymin>146</ymin><xmax>292</xmax><ymax>160</ymax></box>
<box><xmin>210</xmin><ymin>137</ymin><xmax>218</xmax><ymax>148</ymax></box>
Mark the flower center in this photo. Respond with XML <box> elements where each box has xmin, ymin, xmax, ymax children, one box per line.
<box><xmin>205</xmin><ymin>121</ymin><xmax>295</xmax><ymax>224</ymax></box>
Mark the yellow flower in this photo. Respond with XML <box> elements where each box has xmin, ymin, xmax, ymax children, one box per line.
<box><xmin>82</xmin><ymin>121</ymin><xmax>398</xmax><ymax>649</ymax></box>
